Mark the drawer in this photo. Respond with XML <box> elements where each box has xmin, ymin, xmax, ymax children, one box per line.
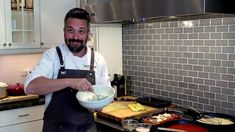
<box><xmin>0</xmin><ymin>105</ymin><xmax>44</xmax><ymax>127</ymax></box>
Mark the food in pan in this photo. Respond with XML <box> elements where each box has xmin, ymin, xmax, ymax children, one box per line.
<box><xmin>197</xmin><ymin>117</ymin><xmax>234</xmax><ymax>125</ymax></box>
<box><xmin>144</xmin><ymin>113</ymin><xmax>181</xmax><ymax>125</ymax></box>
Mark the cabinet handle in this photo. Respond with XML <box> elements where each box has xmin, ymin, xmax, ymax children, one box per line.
<box><xmin>3</xmin><ymin>43</ymin><xmax>7</xmax><ymax>47</ymax></box>
<box><xmin>8</xmin><ymin>43</ymin><xmax>12</xmax><ymax>46</ymax></box>
<box><xmin>40</xmin><ymin>42</ymin><xmax>44</xmax><ymax>45</ymax></box>
<box><xmin>18</xmin><ymin>114</ymin><xmax>30</xmax><ymax>117</ymax></box>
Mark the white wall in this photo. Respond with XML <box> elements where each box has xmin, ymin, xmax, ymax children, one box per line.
<box><xmin>0</xmin><ymin>54</ymin><xmax>42</xmax><ymax>84</ymax></box>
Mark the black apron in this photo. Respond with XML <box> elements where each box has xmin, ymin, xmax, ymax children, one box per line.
<box><xmin>43</xmin><ymin>47</ymin><xmax>97</xmax><ymax>132</ymax></box>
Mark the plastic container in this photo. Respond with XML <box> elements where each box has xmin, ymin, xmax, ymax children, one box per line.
<box><xmin>122</xmin><ymin>119</ymin><xmax>139</xmax><ymax>131</ymax></box>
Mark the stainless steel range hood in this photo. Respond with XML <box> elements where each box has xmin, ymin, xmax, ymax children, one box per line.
<box><xmin>85</xmin><ymin>0</ymin><xmax>235</xmax><ymax>24</ymax></box>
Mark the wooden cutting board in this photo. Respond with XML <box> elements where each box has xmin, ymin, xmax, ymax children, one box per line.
<box><xmin>97</xmin><ymin>101</ymin><xmax>159</xmax><ymax>122</ymax></box>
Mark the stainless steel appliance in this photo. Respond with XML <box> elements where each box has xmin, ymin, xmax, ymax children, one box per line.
<box><xmin>85</xmin><ymin>0</ymin><xmax>235</xmax><ymax>23</ymax></box>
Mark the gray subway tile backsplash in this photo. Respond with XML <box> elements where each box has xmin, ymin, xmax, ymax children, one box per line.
<box><xmin>123</xmin><ymin>17</ymin><xmax>235</xmax><ymax>116</ymax></box>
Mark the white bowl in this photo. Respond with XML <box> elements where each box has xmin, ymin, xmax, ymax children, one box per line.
<box><xmin>76</xmin><ymin>85</ymin><xmax>115</xmax><ymax>109</ymax></box>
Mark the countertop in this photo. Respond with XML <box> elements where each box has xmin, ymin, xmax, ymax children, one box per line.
<box><xmin>0</xmin><ymin>95</ymin><xmax>45</xmax><ymax>111</ymax></box>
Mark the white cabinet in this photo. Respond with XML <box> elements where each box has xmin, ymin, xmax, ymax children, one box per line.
<box><xmin>0</xmin><ymin>0</ymin><xmax>6</xmax><ymax>49</ymax></box>
<box><xmin>0</xmin><ymin>0</ymin><xmax>40</xmax><ymax>49</ymax></box>
<box><xmin>91</xmin><ymin>24</ymin><xmax>123</xmax><ymax>78</ymax></box>
<box><xmin>0</xmin><ymin>105</ymin><xmax>44</xmax><ymax>132</ymax></box>
<box><xmin>0</xmin><ymin>0</ymin><xmax>76</xmax><ymax>52</ymax></box>
<box><xmin>40</xmin><ymin>0</ymin><xmax>77</xmax><ymax>48</ymax></box>
<box><xmin>0</xmin><ymin>120</ymin><xmax>43</xmax><ymax>132</ymax></box>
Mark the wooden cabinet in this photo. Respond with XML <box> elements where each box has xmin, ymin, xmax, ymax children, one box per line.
<box><xmin>40</xmin><ymin>0</ymin><xmax>77</xmax><ymax>48</ymax></box>
<box><xmin>0</xmin><ymin>105</ymin><xmax>44</xmax><ymax>132</ymax></box>
<box><xmin>0</xmin><ymin>0</ymin><xmax>40</xmax><ymax>49</ymax></box>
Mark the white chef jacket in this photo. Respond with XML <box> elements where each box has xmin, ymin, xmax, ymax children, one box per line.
<box><xmin>24</xmin><ymin>44</ymin><xmax>111</xmax><ymax>108</ymax></box>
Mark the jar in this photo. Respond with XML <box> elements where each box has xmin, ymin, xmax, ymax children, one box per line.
<box><xmin>25</xmin><ymin>0</ymin><xmax>33</xmax><ymax>9</ymax></box>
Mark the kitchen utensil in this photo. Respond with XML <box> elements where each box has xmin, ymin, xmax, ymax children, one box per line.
<box><xmin>137</xmin><ymin>96</ymin><xmax>172</xmax><ymax>108</ymax></box>
<box><xmin>0</xmin><ymin>81</ymin><xmax>8</xmax><ymax>98</ymax></box>
<box><xmin>76</xmin><ymin>85</ymin><xmax>115</xmax><ymax>109</ymax></box>
<box><xmin>157</xmin><ymin>127</ymin><xmax>186</xmax><ymax>132</ymax></box>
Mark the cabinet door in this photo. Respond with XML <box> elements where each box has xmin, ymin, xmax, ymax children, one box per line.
<box><xmin>40</xmin><ymin>0</ymin><xmax>77</xmax><ymax>48</ymax></box>
<box><xmin>0</xmin><ymin>0</ymin><xmax>6</xmax><ymax>48</ymax></box>
<box><xmin>1</xmin><ymin>0</ymin><xmax>40</xmax><ymax>49</ymax></box>
<box><xmin>97</xmin><ymin>24</ymin><xmax>123</xmax><ymax>78</ymax></box>
<box><xmin>0</xmin><ymin>120</ymin><xmax>43</xmax><ymax>132</ymax></box>
<box><xmin>0</xmin><ymin>105</ymin><xmax>44</xmax><ymax>127</ymax></box>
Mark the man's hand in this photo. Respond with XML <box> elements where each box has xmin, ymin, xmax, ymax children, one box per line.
<box><xmin>68</xmin><ymin>78</ymin><xmax>93</xmax><ymax>91</ymax></box>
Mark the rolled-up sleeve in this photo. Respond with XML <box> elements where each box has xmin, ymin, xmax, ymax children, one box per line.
<box><xmin>24</xmin><ymin>48</ymin><xmax>58</xmax><ymax>93</ymax></box>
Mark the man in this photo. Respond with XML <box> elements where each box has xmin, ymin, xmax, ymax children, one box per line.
<box><xmin>24</xmin><ymin>8</ymin><xmax>110</xmax><ymax>132</ymax></box>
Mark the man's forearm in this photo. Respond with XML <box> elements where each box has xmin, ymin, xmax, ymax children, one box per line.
<box><xmin>25</xmin><ymin>77</ymin><xmax>70</xmax><ymax>95</ymax></box>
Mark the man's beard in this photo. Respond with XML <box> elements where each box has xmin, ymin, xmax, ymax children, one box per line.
<box><xmin>65</xmin><ymin>38</ymin><xmax>87</xmax><ymax>53</ymax></box>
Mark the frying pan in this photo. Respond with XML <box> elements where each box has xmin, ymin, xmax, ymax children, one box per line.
<box><xmin>183</xmin><ymin>107</ymin><xmax>235</xmax><ymax>132</ymax></box>
<box><xmin>193</xmin><ymin>112</ymin><xmax>235</xmax><ymax>132</ymax></box>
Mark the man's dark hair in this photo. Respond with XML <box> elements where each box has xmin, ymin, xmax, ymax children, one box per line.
<box><xmin>64</xmin><ymin>8</ymin><xmax>90</xmax><ymax>24</ymax></box>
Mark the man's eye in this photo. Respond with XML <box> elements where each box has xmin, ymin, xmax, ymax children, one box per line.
<box><xmin>79</xmin><ymin>29</ymin><xmax>86</xmax><ymax>34</ymax></box>
<box><xmin>67</xmin><ymin>29</ymin><xmax>74</xmax><ymax>33</ymax></box>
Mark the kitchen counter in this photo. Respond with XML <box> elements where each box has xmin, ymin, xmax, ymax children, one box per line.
<box><xmin>0</xmin><ymin>95</ymin><xmax>45</xmax><ymax>111</ymax></box>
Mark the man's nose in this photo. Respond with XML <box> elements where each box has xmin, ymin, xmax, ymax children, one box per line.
<box><xmin>72</xmin><ymin>32</ymin><xmax>81</xmax><ymax>39</ymax></box>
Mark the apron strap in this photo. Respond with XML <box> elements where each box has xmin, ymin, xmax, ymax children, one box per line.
<box><xmin>56</xmin><ymin>46</ymin><xmax>94</xmax><ymax>72</ymax></box>
<box><xmin>56</xmin><ymin>46</ymin><xmax>66</xmax><ymax>74</ymax></box>
<box><xmin>90</xmin><ymin>48</ymin><xmax>95</xmax><ymax>71</ymax></box>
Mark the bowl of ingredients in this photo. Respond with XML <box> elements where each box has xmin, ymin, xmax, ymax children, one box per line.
<box><xmin>122</xmin><ymin>119</ymin><xmax>139</xmax><ymax>131</ymax></box>
<box><xmin>76</xmin><ymin>85</ymin><xmax>115</xmax><ymax>109</ymax></box>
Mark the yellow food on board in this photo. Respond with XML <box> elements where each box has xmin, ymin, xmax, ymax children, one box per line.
<box><xmin>128</xmin><ymin>103</ymin><xmax>145</xmax><ymax>112</ymax></box>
